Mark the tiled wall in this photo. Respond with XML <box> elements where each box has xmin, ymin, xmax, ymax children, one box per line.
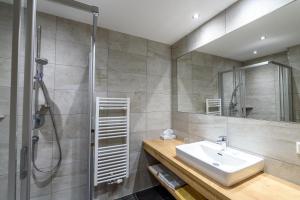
<box><xmin>177</xmin><ymin>51</ymin><xmax>241</xmax><ymax>113</ymax></box>
<box><xmin>0</xmin><ymin>2</ymin><xmax>171</xmax><ymax>200</ymax></box>
<box><xmin>243</xmin><ymin>52</ymin><xmax>289</xmax><ymax>121</ymax></box>
<box><xmin>172</xmin><ymin>113</ymin><xmax>300</xmax><ymax>185</ymax></box>
<box><xmin>172</xmin><ymin>47</ymin><xmax>300</xmax><ymax>185</ymax></box>
<box><xmin>94</xmin><ymin>25</ymin><xmax>171</xmax><ymax>200</ymax></box>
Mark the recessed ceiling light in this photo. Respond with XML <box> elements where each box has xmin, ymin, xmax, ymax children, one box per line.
<box><xmin>253</xmin><ymin>50</ymin><xmax>258</xmax><ymax>55</ymax></box>
<box><xmin>192</xmin><ymin>13</ymin><xmax>199</xmax><ymax>20</ymax></box>
<box><xmin>260</xmin><ymin>36</ymin><xmax>266</xmax><ymax>40</ymax></box>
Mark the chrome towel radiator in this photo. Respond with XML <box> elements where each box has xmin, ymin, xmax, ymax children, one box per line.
<box><xmin>94</xmin><ymin>97</ymin><xmax>130</xmax><ymax>186</ymax></box>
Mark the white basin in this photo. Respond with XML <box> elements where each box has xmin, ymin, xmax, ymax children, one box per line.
<box><xmin>176</xmin><ymin>141</ymin><xmax>264</xmax><ymax>186</ymax></box>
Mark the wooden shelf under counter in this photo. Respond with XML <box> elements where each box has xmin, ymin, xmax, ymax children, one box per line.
<box><xmin>147</xmin><ymin>166</ymin><xmax>207</xmax><ymax>200</ymax></box>
<box><xmin>143</xmin><ymin>139</ymin><xmax>300</xmax><ymax>200</ymax></box>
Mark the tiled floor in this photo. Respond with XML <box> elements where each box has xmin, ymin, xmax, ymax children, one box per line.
<box><xmin>116</xmin><ymin>186</ymin><xmax>175</xmax><ymax>200</ymax></box>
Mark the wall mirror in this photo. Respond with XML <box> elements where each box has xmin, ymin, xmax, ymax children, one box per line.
<box><xmin>176</xmin><ymin>1</ymin><xmax>300</xmax><ymax>122</ymax></box>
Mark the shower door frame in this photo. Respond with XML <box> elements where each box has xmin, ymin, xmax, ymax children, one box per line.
<box><xmin>218</xmin><ymin>61</ymin><xmax>293</xmax><ymax>120</ymax></box>
<box><xmin>8</xmin><ymin>0</ymin><xmax>29</xmax><ymax>199</ymax></box>
<box><xmin>8</xmin><ymin>0</ymin><xmax>37</xmax><ymax>199</ymax></box>
<box><xmin>238</xmin><ymin>61</ymin><xmax>292</xmax><ymax>121</ymax></box>
<box><xmin>8</xmin><ymin>1</ymin><xmax>99</xmax><ymax>200</ymax></box>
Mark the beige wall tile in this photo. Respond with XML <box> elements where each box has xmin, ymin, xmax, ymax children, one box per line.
<box><xmin>147</xmin><ymin>75</ymin><xmax>171</xmax><ymax>95</ymax></box>
<box><xmin>147</xmin><ymin>112</ymin><xmax>171</xmax><ymax>131</ymax></box>
<box><xmin>147</xmin><ymin>93</ymin><xmax>171</xmax><ymax>112</ymax></box>
<box><xmin>108</xmin><ymin>50</ymin><xmax>147</xmax><ymax>74</ymax></box>
<box><xmin>107</xmin><ymin>71</ymin><xmax>147</xmax><ymax>92</ymax></box>
<box><xmin>54</xmin><ymin>65</ymin><xmax>88</xmax><ymax>90</ymax></box>
<box><xmin>147</xmin><ymin>40</ymin><xmax>171</xmax><ymax>59</ymax></box>
<box><xmin>228</xmin><ymin>117</ymin><xmax>300</xmax><ymax>166</ymax></box>
<box><xmin>56</xmin><ymin>41</ymin><xmax>89</xmax><ymax>67</ymax></box>
<box><xmin>109</xmin><ymin>31</ymin><xmax>147</xmax><ymax>56</ymax></box>
<box><xmin>56</xmin><ymin>17</ymin><xmax>90</xmax><ymax>45</ymax></box>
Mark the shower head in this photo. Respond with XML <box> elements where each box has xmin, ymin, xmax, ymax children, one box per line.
<box><xmin>35</xmin><ymin>58</ymin><xmax>48</xmax><ymax>65</ymax></box>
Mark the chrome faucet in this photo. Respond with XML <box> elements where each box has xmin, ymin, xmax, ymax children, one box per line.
<box><xmin>216</xmin><ymin>136</ymin><xmax>227</xmax><ymax>151</ymax></box>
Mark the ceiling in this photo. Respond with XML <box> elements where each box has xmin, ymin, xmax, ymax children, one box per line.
<box><xmin>35</xmin><ymin>0</ymin><xmax>237</xmax><ymax>45</ymax></box>
<box><xmin>198</xmin><ymin>0</ymin><xmax>300</xmax><ymax>61</ymax></box>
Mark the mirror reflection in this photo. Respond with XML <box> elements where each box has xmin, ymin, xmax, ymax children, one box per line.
<box><xmin>176</xmin><ymin>1</ymin><xmax>300</xmax><ymax>122</ymax></box>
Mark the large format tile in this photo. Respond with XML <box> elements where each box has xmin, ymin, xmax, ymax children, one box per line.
<box><xmin>54</xmin><ymin>90</ymin><xmax>88</xmax><ymax>115</ymax></box>
<box><xmin>36</xmin><ymin>12</ymin><xmax>56</xmax><ymax>39</ymax></box>
<box><xmin>147</xmin><ymin>56</ymin><xmax>171</xmax><ymax>77</ymax></box>
<box><xmin>146</xmin><ymin>93</ymin><xmax>171</xmax><ymax>112</ymax></box>
<box><xmin>55</xmin><ymin>161</ymin><xmax>87</xmax><ymax>179</ymax></box>
<box><xmin>0</xmin><ymin>115</ymin><xmax>10</xmax><ymax>145</ymax></box>
<box><xmin>177</xmin><ymin>78</ymin><xmax>193</xmax><ymax>95</ymax></box>
<box><xmin>108</xmin><ymin>91</ymin><xmax>147</xmax><ymax>113</ymax></box>
<box><xmin>30</xmin><ymin>173</ymin><xmax>52</xmax><ymax>199</ymax></box>
<box><xmin>52</xmin><ymin>173</ymin><xmax>87</xmax><ymax>193</ymax></box>
<box><xmin>0</xmin><ymin>86</ymin><xmax>10</xmax><ymax>115</ymax></box>
<box><xmin>0</xmin><ymin>28</ymin><xmax>12</xmax><ymax>58</ymax></box>
<box><xmin>147</xmin><ymin>40</ymin><xmax>171</xmax><ymax>59</ymax></box>
<box><xmin>177</xmin><ymin>93</ymin><xmax>194</xmax><ymax>113</ymax></box>
<box><xmin>189</xmin><ymin>114</ymin><xmax>227</xmax><ymax>142</ymax></box>
<box><xmin>0</xmin><ymin>175</ymin><xmax>8</xmax><ymax>200</ymax></box>
<box><xmin>147</xmin><ymin>75</ymin><xmax>171</xmax><ymax>95</ymax></box>
<box><xmin>0</xmin><ymin>2</ymin><xmax>13</xmax><ymax>30</ymax></box>
<box><xmin>54</xmin><ymin>65</ymin><xmax>88</xmax><ymax>90</ymax></box>
<box><xmin>227</xmin><ymin>117</ymin><xmax>300</xmax><ymax>166</ymax></box>
<box><xmin>31</xmin><ymin>141</ymin><xmax>53</xmax><ymax>170</ymax></box>
<box><xmin>108</xmin><ymin>50</ymin><xmax>147</xmax><ymax>74</ymax></box>
<box><xmin>130</xmin><ymin>113</ymin><xmax>146</xmax><ymax>132</ymax></box>
<box><xmin>39</xmin><ymin>35</ymin><xmax>56</xmax><ymax>65</ymax></box>
<box><xmin>107</xmin><ymin>71</ymin><xmax>147</xmax><ymax>93</ymax></box>
<box><xmin>109</xmin><ymin>31</ymin><xmax>147</xmax><ymax>56</ymax></box>
<box><xmin>264</xmin><ymin>157</ymin><xmax>300</xmax><ymax>185</ymax></box>
<box><xmin>96</xmin><ymin>27</ymin><xmax>109</xmax><ymax>49</ymax></box>
<box><xmin>0</xmin><ymin>58</ymin><xmax>11</xmax><ymax>87</ymax></box>
<box><xmin>95</xmin><ymin>47</ymin><xmax>108</xmax><ymax>69</ymax></box>
<box><xmin>0</xmin><ymin>143</ymin><xmax>8</xmax><ymax>175</ymax></box>
<box><xmin>30</xmin><ymin>195</ymin><xmax>51</xmax><ymax>200</ymax></box>
<box><xmin>172</xmin><ymin>112</ymin><xmax>189</xmax><ymax>138</ymax></box>
<box><xmin>129</xmin><ymin>131</ymin><xmax>145</xmax><ymax>153</ymax></box>
<box><xmin>95</xmin><ymin>68</ymin><xmax>107</xmax><ymax>92</ymax></box>
<box><xmin>52</xmin><ymin>138</ymin><xmax>88</xmax><ymax>167</ymax></box>
<box><xmin>55</xmin><ymin>114</ymin><xmax>89</xmax><ymax>139</ymax></box>
<box><xmin>56</xmin><ymin>17</ymin><xmax>90</xmax><ymax>45</ymax></box>
<box><xmin>177</xmin><ymin>61</ymin><xmax>192</xmax><ymax>80</ymax></box>
<box><xmin>56</xmin><ymin>40</ymin><xmax>89</xmax><ymax>67</ymax></box>
<box><xmin>147</xmin><ymin>112</ymin><xmax>171</xmax><ymax>131</ymax></box>
<box><xmin>52</xmin><ymin>186</ymin><xmax>88</xmax><ymax>200</ymax></box>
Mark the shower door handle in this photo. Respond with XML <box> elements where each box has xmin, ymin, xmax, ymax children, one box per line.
<box><xmin>20</xmin><ymin>146</ymin><xmax>28</xmax><ymax>179</ymax></box>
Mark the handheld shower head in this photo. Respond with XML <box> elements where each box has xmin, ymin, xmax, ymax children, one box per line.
<box><xmin>35</xmin><ymin>58</ymin><xmax>48</xmax><ymax>65</ymax></box>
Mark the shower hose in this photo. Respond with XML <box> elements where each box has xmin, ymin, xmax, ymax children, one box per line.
<box><xmin>32</xmin><ymin>79</ymin><xmax>62</xmax><ymax>174</ymax></box>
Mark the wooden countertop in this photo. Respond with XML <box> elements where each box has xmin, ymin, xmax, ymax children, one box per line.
<box><xmin>143</xmin><ymin>139</ymin><xmax>300</xmax><ymax>200</ymax></box>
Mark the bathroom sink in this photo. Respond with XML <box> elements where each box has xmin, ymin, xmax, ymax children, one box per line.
<box><xmin>176</xmin><ymin>141</ymin><xmax>264</xmax><ymax>186</ymax></box>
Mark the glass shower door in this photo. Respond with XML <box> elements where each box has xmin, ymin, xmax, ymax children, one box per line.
<box><xmin>237</xmin><ymin>62</ymin><xmax>292</xmax><ymax>121</ymax></box>
<box><xmin>4</xmin><ymin>0</ymin><xmax>35</xmax><ymax>199</ymax></box>
<box><xmin>0</xmin><ymin>1</ymin><xmax>16</xmax><ymax>199</ymax></box>
<box><xmin>219</xmin><ymin>69</ymin><xmax>243</xmax><ymax>117</ymax></box>
<box><xmin>0</xmin><ymin>0</ymin><xmax>31</xmax><ymax>199</ymax></box>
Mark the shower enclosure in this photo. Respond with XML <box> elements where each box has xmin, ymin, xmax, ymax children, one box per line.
<box><xmin>4</xmin><ymin>0</ymin><xmax>99</xmax><ymax>200</ymax></box>
<box><xmin>219</xmin><ymin>61</ymin><xmax>293</xmax><ymax>122</ymax></box>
